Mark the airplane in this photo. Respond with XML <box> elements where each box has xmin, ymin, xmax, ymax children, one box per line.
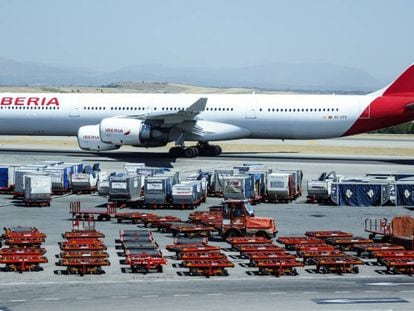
<box><xmin>0</xmin><ymin>64</ymin><xmax>413</xmax><ymax>158</ymax></box>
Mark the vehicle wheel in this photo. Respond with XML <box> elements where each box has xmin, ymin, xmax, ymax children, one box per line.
<box><xmin>321</xmin><ymin>266</ymin><xmax>329</xmax><ymax>274</ymax></box>
<box><xmin>157</xmin><ymin>265</ymin><xmax>163</xmax><ymax>273</ymax></box>
<box><xmin>353</xmin><ymin>266</ymin><xmax>359</xmax><ymax>274</ymax></box>
<box><xmin>225</xmin><ymin>230</ymin><xmax>240</xmax><ymax>239</ymax></box>
<box><xmin>255</xmin><ymin>231</ymin><xmax>269</xmax><ymax>239</ymax></box>
<box><xmin>97</xmin><ymin>215</ymin><xmax>104</xmax><ymax>221</ymax></box>
<box><xmin>213</xmin><ymin>145</ymin><xmax>222</xmax><ymax>156</ymax></box>
<box><xmin>169</xmin><ymin>147</ymin><xmax>182</xmax><ymax>157</ymax></box>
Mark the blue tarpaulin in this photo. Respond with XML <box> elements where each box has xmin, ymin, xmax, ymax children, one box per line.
<box><xmin>396</xmin><ymin>183</ymin><xmax>414</xmax><ymax>206</ymax></box>
<box><xmin>337</xmin><ymin>183</ymin><xmax>383</xmax><ymax>207</ymax></box>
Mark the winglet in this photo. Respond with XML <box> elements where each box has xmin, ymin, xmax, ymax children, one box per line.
<box><xmin>383</xmin><ymin>64</ymin><xmax>414</xmax><ymax>96</ymax></box>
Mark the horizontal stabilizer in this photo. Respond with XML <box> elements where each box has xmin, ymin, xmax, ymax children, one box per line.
<box><xmin>383</xmin><ymin>64</ymin><xmax>414</xmax><ymax>96</ymax></box>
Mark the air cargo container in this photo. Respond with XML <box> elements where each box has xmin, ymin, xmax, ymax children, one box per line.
<box><xmin>71</xmin><ymin>173</ymin><xmax>98</xmax><ymax>193</ymax></box>
<box><xmin>367</xmin><ymin>172</ymin><xmax>414</xmax><ymax>181</ymax></box>
<box><xmin>124</xmin><ymin>163</ymin><xmax>146</xmax><ymax>174</ymax></box>
<box><xmin>186</xmin><ymin>170</ymin><xmax>212</xmax><ymax>200</ymax></box>
<box><xmin>24</xmin><ymin>175</ymin><xmax>52</xmax><ymax>206</ymax></box>
<box><xmin>223</xmin><ymin>175</ymin><xmax>254</xmax><ymax>201</ymax></box>
<box><xmin>330</xmin><ymin>179</ymin><xmax>391</xmax><ymax>207</ymax></box>
<box><xmin>144</xmin><ymin>176</ymin><xmax>173</xmax><ymax>205</ymax></box>
<box><xmin>14</xmin><ymin>167</ymin><xmax>45</xmax><ymax>196</ymax></box>
<box><xmin>0</xmin><ymin>165</ymin><xmax>18</xmax><ymax>191</ymax></box>
<box><xmin>45</xmin><ymin>165</ymin><xmax>71</xmax><ymax>193</ymax></box>
<box><xmin>211</xmin><ymin>169</ymin><xmax>235</xmax><ymax>196</ymax></box>
<box><xmin>156</xmin><ymin>171</ymin><xmax>180</xmax><ymax>185</ymax></box>
<box><xmin>279</xmin><ymin>169</ymin><xmax>303</xmax><ymax>197</ymax></box>
<box><xmin>307</xmin><ymin>171</ymin><xmax>344</xmax><ymax>202</ymax></box>
<box><xmin>63</xmin><ymin>162</ymin><xmax>84</xmax><ymax>174</ymax></box>
<box><xmin>109</xmin><ymin>174</ymin><xmax>141</xmax><ymax>201</ymax></box>
<box><xmin>97</xmin><ymin>171</ymin><xmax>112</xmax><ymax>196</ymax></box>
<box><xmin>172</xmin><ymin>181</ymin><xmax>203</xmax><ymax>207</ymax></box>
<box><xmin>266</xmin><ymin>173</ymin><xmax>295</xmax><ymax>202</ymax></box>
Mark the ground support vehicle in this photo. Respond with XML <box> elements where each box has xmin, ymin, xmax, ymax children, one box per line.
<box><xmin>373</xmin><ymin>250</ymin><xmax>414</xmax><ymax>264</ymax></box>
<box><xmin>326</xmin><ymin>237</ymin><xmax>373</xmax><ymax>251</ymax></box>
<box><xmin>246</xmin><ymin>252</ymin><xmax>296</xmax><ymax>266</ymax></box>
<box><xmin>183</xmin><ymin>259</ymin><xmax>234</xmax><ymax>277</ymax></box>
<box><xmin>0</xmin><ymin>227</ymin><xmax>48</xmax><ymax>272</ymax></box>
<box><xmin>304</xmin><ymin>231</ymin><xmax>353</xmax><ymax>240</ymax></box>
<box><xmin>219</xmin><ymin>200</ymin><xmax>277</xmax><ymax>239</ymax></box>
<box><xmin>226</xmin><ymin>236</ymin><xmax>272</xmax><ymax>249</ymax></box>
<box><xmin>115</xmin><ymin>211</ymin><xmax>157</xmax><ymax>224</ymax></box>
<box><xmin>0</xmin><ymin>254</ymin><xmax>48</xmax><ymax>272</ymax></box>
<box><xmin>70</xmin><ymin>201</ymin><xmax>117</xmax><ymax>221</ymax></box>
<box><xmin>364</xmin><ymin>218</ymin><xmax>391</xmax><ymax>240</ymax></box>
<box><xmin>276</xmin><ymin>236</ymin><xmax>325</xmax><ymax>250</ymax></box>
<box><xmin>380</xmin><ymin>259</ymin><xmax>414</xmax><ymax>275</ymax></box>
<box><xmin>312</xmin><ymin>256</ymin><xmax>364</xmax><ymax>274</ymax></box>
<box><xmin>141</xmin><ymin>215</ymin><xmax>182</xmax><ymax>229</ymax></box>
<box><xmin>170</xmin><ymin>223</ymin><xmax>216</xmax><ymax>238</ymax></box>
<box><xmin>236</xmin><ymin>244</ymin><xmax>286</xmax><ymax>257</ymax></box>
<box><xmin>59</xmin><ymin>258</ymin><xmax>110</xmax><ymax>275</ymax></box>
<box><xmin>298</xmin><ymin>250</ymin><xmax>345</xmax><ymax>265</ymax></box>
<box><xmin>352</xmin><ymin>243</ymin><xmax>405</xmax><ymax>257</ymax></box>
<box><xmin>119</xmin><ymin>229</ymin><xmax>167</xmax><ymax>273</ymax></box>
<box><xmin>253</xmin><ymin>258</ymin><xmax>304</xmax><ymax>277</ymax></box>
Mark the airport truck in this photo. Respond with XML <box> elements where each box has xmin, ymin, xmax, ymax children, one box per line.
<box><xmin>220</xmin><ymin>199</ymin><xmax>277</xmax><ymax>239</ymax></box>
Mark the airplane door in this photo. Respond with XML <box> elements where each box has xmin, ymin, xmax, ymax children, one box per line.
<box><xmin>245</xmin><ymin>95</ymin><xmax>256</xmax><ymax>119</ymax></box>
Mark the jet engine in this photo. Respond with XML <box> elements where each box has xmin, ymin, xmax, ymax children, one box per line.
<box><xmin>77</xmin><ymin>125</ymin><xmax>120</xmax><ymax>151</ymax></box>
<box><xmin>99</xmin><ymin>117</ymin><xmax>152</xmax><ymax>145</ymax></box>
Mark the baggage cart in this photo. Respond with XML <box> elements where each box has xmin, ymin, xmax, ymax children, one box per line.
<box><xmin>352</xmin><ymin>243</ymin><xmax>405</xmax><ymax>257</ymax></box>
<box><xmin>70</xmin><ymin>201</ymin><xmax>117</xmax><ymax>221</ymax></box>
<box><xmin>59</xmin><ymin>257</ymin><xmax>110</xmax><ymax>276</ymax></box>
<box><xmin>313</xmin><ymin>256</ymin><xmax>364</xmax><ymax>274</ymax></box>
<box><xmin>304</xmin><ymin>230</ymin><xmax>353</xmax><ymax>240</ymax></box>
<box><xmin>380</xmin><ymin>259</ymin><xmax>414</xmax><ymax>275</ymax></box>
<box><xmin>115</xmin><ymin>211</ymin><xmax>156</xmax><ymax>224</ymax></box>
<box><xmin>166</xmin><ymin>244</ymin><xmax>221</xmax><ymax>257</ymax></box>
<box><xmin>236</xmin><ymin>244</ymin><xmax>285</xmax><ymax>256</ymax></box>
<box><xmin>253</xmin><ymin>259</ymin><xmax>303</xmax><ymax>277</ymax></box>
<box><xmin>62</xmin><ymin>231</ymin><xmax>105</xmax><ymax>239</ymax></box>
<box><xmin>326</xmin><ymin>237</ymin><xmax>373</xmax><ymax>251</ymax></box>
<box><xmin>0</xmin><ymin>247</ymin><xmax>46</xmax><ymax>256</ymax></box>
<box><xmin>125</xmin><ymin>250</ymin><xmax>167</xmax><ymax>273</ymax></box>
<box><xmin>59</xmin><ymin>250</ymin><xmax>109</xmax><ymax>259</ymax></box>
<box><xmin>0</xmin><ymin>254</ymin><xmax>48</xmax><ymax>272</ymax></box>
<box><xmin>170</xmin><ymin>223</ymin><xmax>215</xmax><ymax>238</ymax></box>
<box><xmin>180</xmin><ymin>252</ymin><xmax>227</xmax><ymax>261</ymax></box>
<box><xmin>183</xmin><ymin>259</ymin><xmax>234</xmax><ymax>277</ymax></box>
<box><xmin>373</xmin><ymin>250</ymin><xmax>414</xmax><ymax>263</ymax></box>
<box><xmin>276</xmin><ymin>236</ymin><xmax>324</xmax><ymax>250</ymax></box>
<box><xmin>246</xmin><ymin>252</ymin><xmax>296</xmax><ymax>266</ymax></box>
<box><xmin>364</xmin><ymin>218</ymin><xmax>391</xmax><ymax>239</ymax></box>
<box><xmin>295</xmin><ymin>245</ymin><xmax>336</xmax><ymax>254</ymax></box>
<box><xmin>298</xmin><ymin>250</ymin><xmax>346</xmax><ymax>265</ymax></box>
<box><xmin>226</xmin><ymin>236</ymin><xmax>272</xmax><ymax>248</ymax></box>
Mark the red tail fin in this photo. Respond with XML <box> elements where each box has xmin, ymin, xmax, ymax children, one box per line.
<box><xmin>383</xmin><ymin>64</ymin><xmax>414</xmax><ymax>96</ymax></box>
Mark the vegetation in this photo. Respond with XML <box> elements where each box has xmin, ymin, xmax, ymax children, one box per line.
<box><xmin>373</xmin><ymin>122</ymin><xmax>414</xmax><ymax>134</ymax></box>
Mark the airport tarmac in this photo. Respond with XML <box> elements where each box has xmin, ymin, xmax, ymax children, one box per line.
<box><xmin>0</xmin><ymin>137</ymin><xmax>414</xmax><ymax>310</ymax></box>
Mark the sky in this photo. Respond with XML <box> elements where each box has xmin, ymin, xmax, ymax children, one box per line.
<box><xmin>0</xmin><ymin>0</ymin><xmax>413</xmax><ymax>81</ymax></box>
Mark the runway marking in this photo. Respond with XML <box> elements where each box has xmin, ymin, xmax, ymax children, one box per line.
<box><xmin>303</xmin><ymin>291</ymin><xmax>319</xmax><ymax>294</ymax></box>
<box><xmin>364</xmin><ymin>290</ymin><xmax>380</xmax><ymax>293</ymax></box>
<box><xmin>74</xmin><ymin>297</ymin><xmax>92</xmax><ymax>300</ymax></box>
<box><xmin>39</xmin><ymin>298</ymin><xmax>61</xmax><ymax>301</ymax></box>
<box><xmin>207</xmin><ymin>293</ymin><xmax>223</xmax><ymax>296</ymax></box>
<box><xmin>9</xmin><ymin>300</ymin><xmax>27</xmax><ymax>303</ymax></box>
<box><xmin>314</xmin><ymin>297</ymin><xmax>408</xmax><ymax>305</ymax></box>
<box><xmin>366</xmin><ymin>282</ymin><xmax>414</xmax><ymax>286</ymax></box>
<box><xmin>142</xmin><ymin>295</ymin><xmax>159</xmax><ymax>298</ymax></box>
<box><xmin>335</xmin><ymin>291</ymin><xmax>351</xmax><ymax>294</ymax></box>
<box><xmin>174</xmin><ymin>294</ymin><xmax>190</xmax><ymax>297</ymax></box>
<box><xmin>111</xmin><ymin>296</ymin><xmax>129</xmax><ymax>299</ymax></box>
<box><xmin>399</xmin><ymin>290</ymin><xmax>414</xmax><ymax>293</ymax></box>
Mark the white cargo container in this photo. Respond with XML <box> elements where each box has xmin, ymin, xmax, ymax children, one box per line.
<box><xmin>71</xmin><ymin>173</ymin><xmax>98</xmax><ymax>193</ymax></box>
<box><xmin>124</xmin><ymin>163</ymin><xmax>145</xmax><ymax>174</ymax></box>
<box><xmin>24</xmin><ymin>175</ymin><xmax>52</xmax><ymax>205</ymax></box>
<box><xmin>14</xmin><ymin>167</ymin><xmax>45</xmax><ymax>195</ymax></box>
<box><xmin>172</xmin><ymin>181</ymin><xmax>203</xmax><ymax>207</ymax></box>
<box><xmin>306</xmin><ymin>171</ymin><xmax>343</xmax><ymax>201</ymax></box>
<box><xmin>266</xmin><ymin>173</ymin><xmax>294</xmax><ymax>201</ymax></box>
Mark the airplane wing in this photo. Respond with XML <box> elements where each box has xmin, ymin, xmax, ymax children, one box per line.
<box><xmin>124</xmin><ymin>97</ymin><xmax>207</xmax><ymax>127</ymax></box>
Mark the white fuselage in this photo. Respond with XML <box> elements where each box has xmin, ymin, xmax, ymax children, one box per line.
<box><xmin>0</xmin><ymin>93</ymin><xmax>368</xmax><ymax>140</ymax></box>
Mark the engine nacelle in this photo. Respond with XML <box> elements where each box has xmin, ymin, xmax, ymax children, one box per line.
<box><xmin>99</xmin><ymin>118</ymin><xmax>151</xmax><ymax>146</ymax></box>
<box><xmin>77</xmin><ymin>125</ymin><xmax>120</xmax><ymax>151</ymax></box>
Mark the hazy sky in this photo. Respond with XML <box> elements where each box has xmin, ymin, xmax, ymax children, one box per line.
<box><xmin>0</xmin><ymin>0</ymin><xmax>413</xmax><ymax>81</ymax></box>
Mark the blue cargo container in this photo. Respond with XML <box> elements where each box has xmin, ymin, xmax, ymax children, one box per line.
<box><xmin>0</xmin><ymin>167</ymin><xmax>9</xmax><ymax>188</ymax></box>
<box><xmin>223</xmin><ymin>175</ymin><xmax>254</xmax><ymax>200</ymax></box>
<box><xmin>330</xmin><ymin>181</ymin><xmax>391</xmax><ymax>207</ymax></box>
<box><xmin>395</xmin><ymin>178</ymin><xmax>414</xmax><ymax>207</ymax></box>
<box><xmin>45</xmin><ymin>166</ymin><xmax>70</xmax><ymax>191</ymax></box>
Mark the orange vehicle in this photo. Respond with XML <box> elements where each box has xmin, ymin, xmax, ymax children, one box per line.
<box><xmin>220</xmin><ymin>200</ymin><xmax>277</xmax><ymax>239</ymax></box>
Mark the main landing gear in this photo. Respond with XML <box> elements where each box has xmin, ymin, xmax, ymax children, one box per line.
<box><xmin>169</xmin><ymin>142</ymin><xmax>222</xmax><ymax>158</ymax></box>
